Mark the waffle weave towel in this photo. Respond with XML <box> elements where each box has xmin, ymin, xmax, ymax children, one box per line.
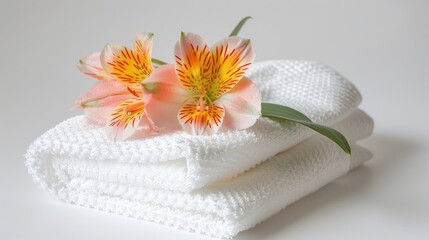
<box><xmin>26</xmin><ymin>60</ymin><xmax>373</xmax><ymax>238</ymax></box>
<box><xmin>26</xmin><ymin>60</ymin><xmax>363</xmax><ymax>192</ymax></box>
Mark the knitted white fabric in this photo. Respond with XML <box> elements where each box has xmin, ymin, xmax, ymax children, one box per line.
<box><xmin>26</xmin><ymin>109</ymin><xmax>373</xmax><ymax>239</ymax></box>
<box><xmin>26</xmin><ymin>60</ymin><xmax>363</xmax><ymax>192</ymax></box>
<box><xmin>25</xmin><ymin>60</ymin><xmax>373</xmax><ymax>238</ymax></box>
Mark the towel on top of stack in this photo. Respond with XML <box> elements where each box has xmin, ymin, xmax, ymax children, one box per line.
<box><xmin>26</xmin><ymin>60</ymin><xmax>373</xmax><ymax>238</ymax></box>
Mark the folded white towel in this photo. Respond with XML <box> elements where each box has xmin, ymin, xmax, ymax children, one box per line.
<box><xmin>26</xmin><ymin>109</ymin><xmax>373</xmax><ymax>238</ymax></box>
<box><xmin>25</xmin><ymin>60</ymin><xmax>373</xmax><ymax>238</ymax></box>
<box><xmin>26</xmin><ymin>60</ymin><xmax>363</xmax><ymax>192</ymax></box>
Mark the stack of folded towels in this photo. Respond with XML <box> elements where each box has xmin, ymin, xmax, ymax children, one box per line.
<box><xmin>26</xmin><ymin>60</ymin><xmax>373</xmax><ymax>238</ymax></box>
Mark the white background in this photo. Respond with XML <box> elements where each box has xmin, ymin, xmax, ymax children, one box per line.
<box><xmin>1</xmin><ymin>0</ymin><xmax>428</xmax><ymax>239</ymax></box>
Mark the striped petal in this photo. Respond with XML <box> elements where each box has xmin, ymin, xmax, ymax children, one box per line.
<box><xmin>80</xmin><ymin>97</ymin><xmax>131</xmax><ymax>126</ymax></box>
<box><xmin>208</xmin><ymin>36</ymin><xmax>254</xmax><ymax>98</ymax></box>
<box><xmin>134</xmin><ymin>32</ymin><xmax>153</xmax><ymax>57</ymax></box>
<box><xmin>77</xmin><ymin>52</ymin><xmax>111</xmax><ymax>80</ymax></box>
<box><xmin>101</xmin><ymin>33</ymin><xmax>154</xmax><ymax>87</ymax></box>
<box><xmin>75</xmin><ymin>80</ymin><xmax>134</xmax><ymax>125</ymax></box>
<box><xmin>218</xmin><ymin>76</ymin><xmax>261</xmax><ymax>130</ymax></box>
<box><xmin>76</xmin><ymin>79</ymin><xmax>133</xmax><ymax>108</ymax></box>
<box><xmin>174</xmin><ymin>32</ymin><xmax>212</xmax><ymax>92</ymax></box>
<box><xmin>178</xmin><ymin>100</ymin><xmax>225</xmax><ymax>135</ymax></box>
<box><xmin>106</xmin><ymin>98</ymin><xmax>145</xmax><ymax>140</ymax></box>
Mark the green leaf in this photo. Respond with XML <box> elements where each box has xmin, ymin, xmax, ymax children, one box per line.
<box><xmin>152</xmin><ymin>58</ymin><xmax>168</xmax><ymax>65</ymax></box>
<box><xmin>261</xmin><ymin>102</ymin><xmax>351</xmax><ymax>156</ymax></box>
<box><xmin>229</xmin><ymin>16</ymin><xmax>252</xmax><ymax>37</ymax></box>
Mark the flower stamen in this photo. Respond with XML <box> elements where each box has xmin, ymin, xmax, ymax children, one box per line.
<box><xmin>196</xmin><ymin>96</ymin><xmax>208</xmax><ymax>111</ymax></box>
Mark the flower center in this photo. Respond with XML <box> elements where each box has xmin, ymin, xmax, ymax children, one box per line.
<box><xmin>195</xmin><ymin>87</ymin><xmax>212</xmax><ymax>111</ymax></box>
<box><xmin>198</xmin><ymin>87</ymin><xmax>207</xmax><ymax>97</ymax></box>
<box><xmin>196</xmin><ymin>97</ymin><xmax>209</xmax><ymax>111</ymax></box>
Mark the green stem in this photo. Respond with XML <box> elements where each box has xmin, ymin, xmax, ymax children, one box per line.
<box><xmin>229</xmin><ymin>16</ymin><xmax>252</xmax><ymax>37</ymax></box>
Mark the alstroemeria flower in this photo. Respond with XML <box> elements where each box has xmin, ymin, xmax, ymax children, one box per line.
<box><xmin>144</xmin><ymin>32</ymin><xmax>261</xmax><ymax>135</ymax></box>
<box><xmin>76</xmin><ymin>32</ymin><xmax>157</xmax><ymax>140</ymax></box>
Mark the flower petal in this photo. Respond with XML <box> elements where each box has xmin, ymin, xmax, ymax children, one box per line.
<box><xmin>80</xmin><ymin>99</ymin><xmax>127</xmax><ymax>126</ymax></box>
<box><xmin>101</xmin><ymin>42</ymin><xmax>153</xmax><ymax>87</ymax></box>
<box><xmin>174</xmin><ymin>32</ymin><xmax>212</xmax><ymax>91</ymax></box>
<box><xmin>77</xmin><ymin>52</ymin><xmax>111</xmax><ymax>80</ymax></box>
<box><xmin>106</xmin><ymin>98</ymin><xmax>145</xmax><ymax>140</ymax></box>
<box><xmin>75</xmin><ymin>79</ymin><xmax>134</xmax><ymax>125</ymax></box>
<box><xmin>218</xmin><ymin>76</ymin><xmax>261</xmax><ymax>130</ymax></box>
<box><xmin>76</xmin><ymin>79</ymin><xmax>132</xmax><ymax>107</ymax></box>
<box><xmin>143</xmin><ymin>64</ymin><xmax>189</xmax><ymax>131</ymax></box>
<box><xmin>208</xmin><ymin>36</ymin><xmax>255</xmax><ymax>98</ymax></box>
<box><xmin>178</xmin><ymin>100</ymin><xmax>225</xmax><ymax>135</ymax></box>
<box><xmin>143</xmin><ymin>64</ymin><xmax>189</xmax><ymax>102</ymax></box>
<box><xmin>134</xmin><ymin>32</ymin><xmax>154</xmax><ymax>57</ymax></box>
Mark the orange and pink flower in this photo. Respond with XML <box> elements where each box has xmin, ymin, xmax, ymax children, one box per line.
<box><xmin>72</xmin><ymin>23</ymin><xmax>350</xmax><ymax>155</ymax></box>
<box><xmin>144</xmin><ymin>32</ymin><xmax>261</xmax><ymax>135</ymax></box>
<box><xmin>76</xmin><ymin>32</ymin><xmax>158</xmax><ymax>140</ymax></box>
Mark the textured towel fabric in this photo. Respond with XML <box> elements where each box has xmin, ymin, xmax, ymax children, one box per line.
<box><xmin>25</xmin><ymin>60</ymin><xmax>373</xmax><ymax>238</ymax></box>
<box><xmin>26</xmin><ymin>109</ymin><xmax>373</xmax><ymax>239</ymax></box>
<box><xmin>26</xmin><ymin>60</ymin><xmax>363</xmax><ymax>192</ymax></box>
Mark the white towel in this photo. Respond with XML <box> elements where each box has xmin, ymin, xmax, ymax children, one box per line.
<box><xmin>26</xmin><ymin>60</ymin><xmax>363</xmax><ymax>192</ymax></box>
<box><xmin>25</xmin><ymin>60</ymin><xmax>373</xmax><ymax>238</ymax></box>
<box><xmin>25</xmin><ymin>110</ymin><xmax>373</xmax><ymax>238</ymax></box>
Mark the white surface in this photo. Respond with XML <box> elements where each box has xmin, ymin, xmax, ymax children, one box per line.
<box><xmin>1</xmin><ymin>0</ymin><xmax>428</xmax><ymax>239</ymax></box>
